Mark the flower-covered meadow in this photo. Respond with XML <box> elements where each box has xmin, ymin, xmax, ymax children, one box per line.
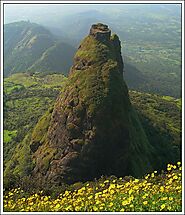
<box><xmin>3</xmin><ymin>162</ymin><xmax>182</xmax><ymax>212</ymax></box>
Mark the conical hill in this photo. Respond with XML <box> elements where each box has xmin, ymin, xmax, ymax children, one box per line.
<box><xmin>30</xmin><ymin>23</ymin><xmax>153</xmax><ymax>185</ymax></box>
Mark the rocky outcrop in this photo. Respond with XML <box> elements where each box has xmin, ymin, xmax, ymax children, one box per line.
<box><xmin>89</xmin><ymin>23</ymin><xmax>111</xmax><ymax>42</ymax></box>
<box><xmin>30</xmin><ymin>23</ymin><xmax>153</xmax><ymax>186</ymax></box>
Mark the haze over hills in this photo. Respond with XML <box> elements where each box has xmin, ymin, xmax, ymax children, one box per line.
<box><xmin>4</xmin><ymin>4</ymin><xmax>181</xmax><ymax>47</ymax></box>
<box><xmin>4</xmin><ymin>21</ymin><xmax>76</xmax><ymax>77</ymax></box>
<box><xmin>4</xmin><ymin>4</ymin><xmax>181</xmax><ymax>97</ymax></box>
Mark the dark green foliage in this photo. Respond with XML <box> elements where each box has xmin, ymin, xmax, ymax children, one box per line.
<box><xmin>129</xmin><ymin>91</ymin><xmax>181</xmax><ymax>170</ymax></box>
<box><xmin>4</xmin><ymin>133</ymin><xmax>34</xmax><ymax>189</ymax></box>
<box><xmin>127</xmin><ymin>107</ymin><xmax>154</xmax><ymax>177</ymax></box>
<box><xmin>27</xmin><ymin>42</ymin><xmax>75</xmax><ymax>74</ymax></box>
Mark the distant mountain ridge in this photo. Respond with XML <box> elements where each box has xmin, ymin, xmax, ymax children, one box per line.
<box><xmin>4</xmin><ymin>17</ymin><xmax>181</xmax><ymax>97</ymax></box>
<box><xmin>4</xmin><ymin>21</ymin><xmax>76</xmax><ymax>76</ymax></box>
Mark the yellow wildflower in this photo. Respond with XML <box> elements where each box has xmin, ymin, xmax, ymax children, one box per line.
<box><xmin>44</xmin><ymin>196</ymin><xmax>49</xmax><ymax>201</ymax></box>
<box><xmin>173</xmin><ymin>175</ymin><xmax>178</xmax><ymax>180</ymax></box>
<box><xmin>161</xmin><ymin>197</ymin><xmax>168</xmax><ymax>201</ymax></box>
<box><xmin>129</xmin><ymin>189</ymin><xmax>133</xmax><ymax>195</ymax></box>
<box><xmin>122</xmin><ymin>200</ymin><xmax>130</xmax><ymax>206</ymax></box>
<box><xmin>160</xmin><ymin>186</ymin><xmax>164</xmax><ymax>192</ymax></box>
<box><xmin>160</xmin><ymin>204</ymin><xmax>166</xmax><ymax>210</ymax></box>
<box><xmin>109</xmin><ymin>202</ymin><xmax>113</xmax><ymax>207</ymax></box>
<box><xmin>177</xmin><ymin>161</ymin><xmax>181</xmax><ymax>166</ymax></box>
<box><xmin>93</xmin><ymin>206</ymin><xmax>98</xmax><ymax>211</ymax></box>
<box><xmin>143</xmin><ymin>201</ymin><xmax>148</xmax><ymax>205</ymax></box>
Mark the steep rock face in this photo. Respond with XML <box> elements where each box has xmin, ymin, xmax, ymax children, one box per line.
<box><xmin>30</xmin><ymin>23</ymin><xmax>153</xmax><ymax>185</ymax></box>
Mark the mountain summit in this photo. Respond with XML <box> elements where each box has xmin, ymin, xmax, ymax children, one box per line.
<box><xmin>89</xmin><ymin>23</ymin><xmax>111</xmax><ymax>42</ymax></box>
<box><xmin>27</xmin><ymin>23</ymin><xmax>154</xmax><ymax>185</ymax></box>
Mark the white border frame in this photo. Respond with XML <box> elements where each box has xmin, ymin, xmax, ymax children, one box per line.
<box><xmin>0</xmin><ymin>1</ymin><xmax>184</xmax><ymax>214</ymax></box>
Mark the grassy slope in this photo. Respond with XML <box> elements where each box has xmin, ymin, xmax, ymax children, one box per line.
<box><xmin>27</xmin><ymin>42</ymin><xmax>75</xmax><ymax>75</ymax></box>
<box><xmin>129</xmin><ymin>90</ymin><xmax>181</xmax><ymax>170</ymax></box>
<box><xmin>3</xmin><ymin>73</ymin><xmax>67</xmax><ymax>164</ymax></box>
<box><xmin>4</xmin><ymin>21</ymin><xmax>55</xmax><ymax>76</ymax></box>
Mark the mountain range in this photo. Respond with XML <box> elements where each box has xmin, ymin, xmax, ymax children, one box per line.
<box><xmin>4</xmin><ymin>21</ymin><xmax>76</xmax><ymax>77</ymax></box>
<box><xmin>4</xmin><ymin>16</ymin><xmax>181</xmax><ymax>97</ymax></box>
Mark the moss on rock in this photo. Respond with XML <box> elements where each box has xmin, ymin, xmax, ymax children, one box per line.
<box><xmin>30</xmin><ymin>23</ymin><xmax>154</xmax><ymax>185</ymax></box>
<box><xmin>30</xmin><ymin>108</ymin><xmax>52</xmax><ymax>152</ymax></box>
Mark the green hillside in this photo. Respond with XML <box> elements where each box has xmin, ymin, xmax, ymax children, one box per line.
<box><xmin>4</xmin><ymin>21</ymin><xmax>75</xmax><ymax>76</ymax></box>
<box><xmin>27</xmin><ymin>42</ymin><xmax>75</xmax><ymax>74</ymax></box>
<box><xmin>3</xmin><ymin>73</ymin><xmax>67</xmax><ymax>166</ymax></box>
<box><xmin>129</xmin><ymin>91</ymin><xmax>181</xmax><ymax>170</ymax></box>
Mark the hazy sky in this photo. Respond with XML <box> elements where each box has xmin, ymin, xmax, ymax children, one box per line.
<box><xmin>4</xmin><ymin>3</ymin><xmax>181</xmax><ymax>24</ymax></box>
<box><xmin>4</xmin><ymin>4</ymin><xmax>119</xmax><ymax>23</ymax></box>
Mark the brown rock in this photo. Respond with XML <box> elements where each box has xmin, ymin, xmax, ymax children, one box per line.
<box><xmin>89</xmin><ymin>23</ymin><xmax>111</xmax><ymax>42</ymax></box>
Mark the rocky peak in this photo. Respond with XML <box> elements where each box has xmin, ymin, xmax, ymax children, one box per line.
<box><xmin>29</xmin><ymin>23</ymin><xmax>153</xmax><ymax>186</ymax></box>
<box><xmin>69</xmin><ymin>23</ymin><xmax>123</xmax><ymax>75</ymax></box>
<box><xmin>89</xmin><ymin>23</ymin><xmax>111</xmax><ymax>42</ymax></box>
